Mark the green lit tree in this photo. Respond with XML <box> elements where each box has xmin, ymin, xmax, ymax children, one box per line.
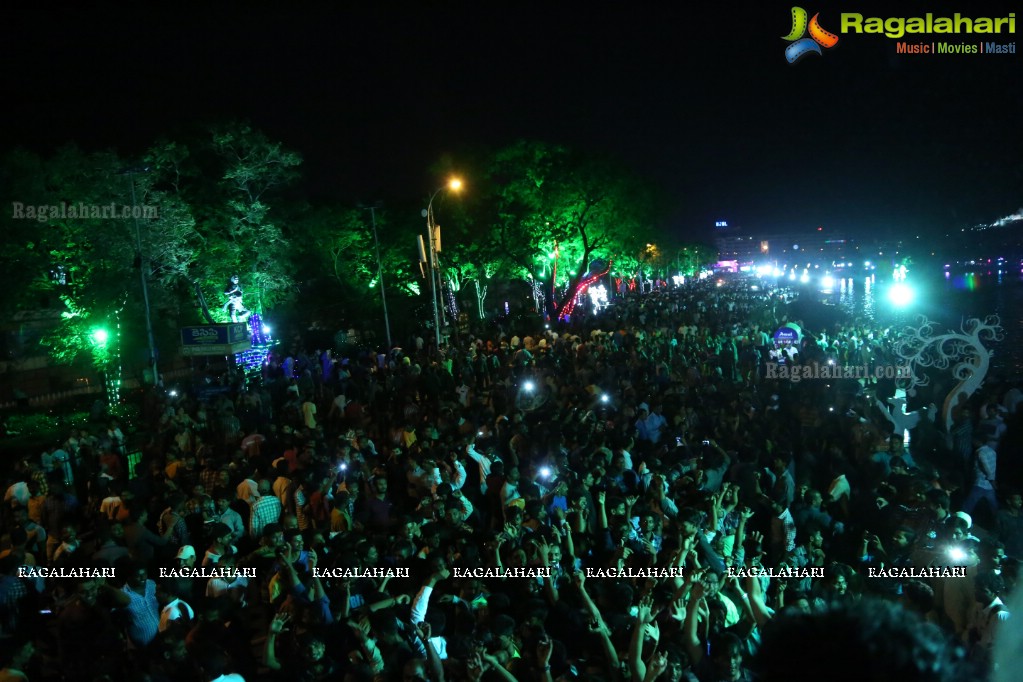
<box><xmin>148</xmin><ymin>124</ymin><xmax>302</xmax><ymax>322</ymax></box>
<box><xmin>479</xmin><ymin>141</ymin><xmax>658</xmax><ymax>314</ymax></box>
<box><xmin>0</xmin><ymin>145</ymin><xmax>200</xmax><ymax>401</ymax></box>
<box><xmin>675</xmin><ymin>242</ymin><xmax>716</xmax><ymax>276</ymax></box>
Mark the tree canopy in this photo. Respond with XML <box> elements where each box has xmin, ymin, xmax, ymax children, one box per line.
<box><xmin>0</xmin><ymin>129</ymin><xmax>715</xmax><ymax>379</ymax></box>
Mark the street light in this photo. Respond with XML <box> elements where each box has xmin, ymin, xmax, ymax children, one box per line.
<box><xmin>423</xmin><ymin>177</ymin><xmax>463</xmax><ymax>349</ymax></box>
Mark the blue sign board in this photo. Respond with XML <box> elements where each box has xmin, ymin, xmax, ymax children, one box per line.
<box><xmin>180</xmin><ymin>324</ymin><xmax>251</xmax><ymax>356</ymax></box>
<box><xmin>772</xmin><ymin>324</ymin><xmax>802</xmax><ymax>346</ymax></box>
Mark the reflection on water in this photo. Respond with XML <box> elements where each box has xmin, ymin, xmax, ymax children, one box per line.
<box><xmin>823</xmin><ymin>270</ymin><xmax>1023</xmax><ymax>379</ymax></box>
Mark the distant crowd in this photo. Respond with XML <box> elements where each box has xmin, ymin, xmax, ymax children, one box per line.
<box><xmin>1</xmin><ymin>278</ymin><xmax>1020</xmax><ymax>682</ymax></box>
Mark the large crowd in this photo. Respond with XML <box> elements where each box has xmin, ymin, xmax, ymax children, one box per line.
<box><xmin>1</xmin><ymin>278</ymin><xmax>1020</xmax><ymax>682</ymax></box>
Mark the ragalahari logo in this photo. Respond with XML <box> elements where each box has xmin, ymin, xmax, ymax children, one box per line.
<box><xmin>783</xmin><ymin>7</ymin><xmax>839</xmax><ymax>63</ymax></box>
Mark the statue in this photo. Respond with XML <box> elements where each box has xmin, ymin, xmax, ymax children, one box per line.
<box><xmin>893</xmin><ymin>315</ymin><xmax>1002</xmax><ymax>437</ymax></box>
<box><xmin>223</xmin><ymin>275</ymin><xmax>250</xmax><ymax>323</ymax></box>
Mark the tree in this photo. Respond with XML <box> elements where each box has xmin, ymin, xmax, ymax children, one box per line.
<box><xmin>0</xmin><ymin>124</ymin><xmax>304</xmax><ymax>396</ymax></box>
<box><xmin>0</xmin><ymin>145</ymin><xmax>200</xmax><ymax>399</ymax></box>
<box><xmin>146</xmin><ymin>124</ymin><xmax>302</xmax><ymax>324</ymax></box>
<box><xmin>675</xmin><ymin>243</ymin><xmax>716</xmax><ymax>276</ymax></box>
<box><xmin>480</xmin><ymin>141</ymin><xmax>658</xmax><ymax>316</ymax></box>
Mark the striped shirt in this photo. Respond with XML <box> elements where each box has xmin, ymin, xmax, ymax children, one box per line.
<box><xmin>122</xmin><ymin>580</ymin><xmax>160</xmax><ymax>647</ymax></box>
<box><xmin>250</xmin><ymin>496</ymin><xmax>282</xmax><ymax>539</ymax></box>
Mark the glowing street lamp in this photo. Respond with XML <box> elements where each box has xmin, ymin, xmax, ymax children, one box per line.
<box><xmin>423</xmin><ymin>177</ymin><xmax>464</xmax><ymax>349</ymax></box>
<box><xmin>91</xmin><ymin>328</ymin><xmax>109</xmax><ymax>346</ymax></box>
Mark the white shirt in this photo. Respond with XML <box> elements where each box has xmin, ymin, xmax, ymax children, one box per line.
<box><xmin>100</xmin><ymin>496</ymin><xmax>123</xmax><ymax>520</ymax></box>
<box><xmin>967</xmin><ymin>596</ymin><xmax>1009</xmax><ymax>654</ymax></box>
<box><xmin>159</xmin><ymin>597</ymin><xmax>195</xmax><ymax>632</ymax></box>
<box><xmin>974</xmin><ymin>445</ymin><xmax>997</xmax><ymax>490</ymax></box>
<box><xmin>207</xmin><ymin>575</ymin><xmax>249</xmax><ymax>605</ymax></box>
<box><xmin>828</xmin><ymin>474</ymin><xmax>850</xmax><ymax>502</ymax></box>
<box><xmin>465</xmin><ymin>445</ymin><xmax>494</xmax><ymax>493</ymax></box>
<box><xmin>450</xmin><ymin>460</ymin><xmax>467</xmax><ymax>491</ymax></box>
<box><xmin>4</xmin><ymin>482</ymin><xmax>29</xmax><ymax>507</ymax></box>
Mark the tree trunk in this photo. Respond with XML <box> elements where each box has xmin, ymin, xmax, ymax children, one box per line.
<box><xmin>474</xmin><ymin>279</ymin><xmax>488</xmax><ymax>320</ymax></box>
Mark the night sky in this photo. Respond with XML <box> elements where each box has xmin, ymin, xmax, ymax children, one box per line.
<box><xmin>2</xmin><ymin>3</ymin><xmax>1019</xmax><ymax>241</ymax></box>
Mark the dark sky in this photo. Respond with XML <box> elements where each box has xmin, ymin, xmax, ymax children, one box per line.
<box><xmin>2</xmin><ymin>3</ymin><xmax>1019</xmax><ymax>241</ymax></box>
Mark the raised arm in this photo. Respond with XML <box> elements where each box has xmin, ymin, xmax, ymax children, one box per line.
<box><xmin>629</xmin><ymin>594</ymin><xmax>658</xmax><ymax>681</ymax></box>
<box><xmin>264</xmin><ymin>612</ymin><xmax>290</xmax><ymax>671</ymax></box>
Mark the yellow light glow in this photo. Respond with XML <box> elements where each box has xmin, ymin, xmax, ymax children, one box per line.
<box><xmin>448</xmin><ymin>178</ymin><xmax>463</xmax><ymax>191</ymax></box>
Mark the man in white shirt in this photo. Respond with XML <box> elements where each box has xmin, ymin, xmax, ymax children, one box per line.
<box><xmin>963</xmin><ymin>438</ymin><xmax>998</xmax><ymax>518</ymax></box>
<box><xmin>159</xmin><ymin>595</ymin><xmax>195</xmax><ymax>633</ymax></box>
<box><xmin>967</xmin><ymin>571</ymin><xmax>1010</xmax><ymax>664</ymax></box>
<box><xmin>465</xmin><ymin>440</ymin><xmax>496</xmax><ymax>494</ymax></box>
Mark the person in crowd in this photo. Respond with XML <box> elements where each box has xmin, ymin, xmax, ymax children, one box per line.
<box><xmin>3</xmin><ymin>277</ymin><xmax>1020</xmax><ymax>682</ymax></box>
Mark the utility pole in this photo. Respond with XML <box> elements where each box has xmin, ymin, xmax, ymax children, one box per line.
<box><xmin>365</xmin><ymin>204</ymin><xmax>392</xmax><ymax>350</ymax></box>
<box><xmin>119</xmin><ymin>165</ymin><xmax>159</xmax><ymax>387</ymax></box>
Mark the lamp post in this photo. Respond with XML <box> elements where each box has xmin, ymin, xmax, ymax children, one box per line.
<box><xmin>362</xmin><ymin>204</ymin><xmax>392</xmax><ymax>350</ymax></box>
<box><xmin>423</xmin><ymin>178</ymin><xmax>462</xmax><ymax>349</ymax></box>
<box><xmin>118</xmin><ymin>165</ymin><xmax>159</xmax><ymax>387</ymax></box>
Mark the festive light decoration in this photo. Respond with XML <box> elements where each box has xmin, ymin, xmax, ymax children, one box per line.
<box><xmin>551</xmin><ymin>241</ymin><xmax>560</xmax><ymax>309</ymax></box>
<box><xmin>235</xmin><ymin>312</ymin><xmax>276</xmax><ymax>378</ymax></box>
<box><xmin>446</xmin><ymin>287</ymin><xmax>459</xmax><ymax>319</ymax></box>
<box><xmin>530</xmin><ymin>279</ymin><xmax>548</xmax><ymax>318</ymax></box>
<box><xmin>559</xmin><ymin>261</ymin><xmax>612</xmax><ymax>320</ymax></box>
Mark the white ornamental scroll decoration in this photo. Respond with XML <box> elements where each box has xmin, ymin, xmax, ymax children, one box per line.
<box><xmin>892</xmin><ymin>315</ymin><xmax>1002</xmax><ymax>435</ymax></box>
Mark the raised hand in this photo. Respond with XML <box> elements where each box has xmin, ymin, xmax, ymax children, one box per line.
<box><xmin>646</xmin><ymin>650</ymin><xmax>668</xmax><ymax>680</ymax></box>
<box><xmin>467</xmin><ymin>652</ymin><xmax>485</xmax><ymax>681</ymax></box>
<box><xmin>636</xmin><ymin>594</ymin><xmax>657</xmax><ymax>624</ymax></box>
<box><xmin>269</xmin><ymin>611</ymin><xmax>290</xmax><ymax>634</ymax></box>
<box><xmin>669</xmin><ymin>596</ymin><xmax>687</xmax><ymax>622</ymax></box>
<box><xmin>537</xmin><ymin>636</ymin><xmax>553</xmax><ymax>665</ymax></box>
